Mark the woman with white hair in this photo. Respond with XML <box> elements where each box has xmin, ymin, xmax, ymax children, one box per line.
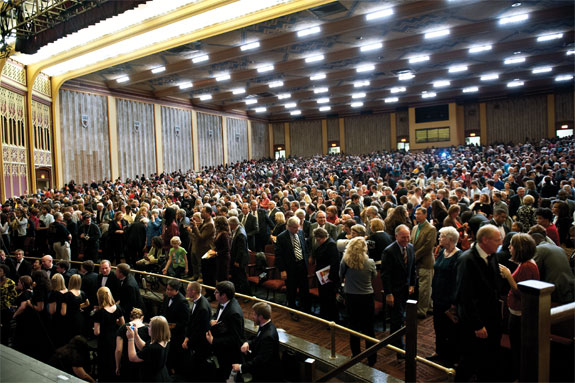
<box><xmin>429</xmin><ymin>226</ymin><xmax>461</xmax><ymax>365</ymax></box>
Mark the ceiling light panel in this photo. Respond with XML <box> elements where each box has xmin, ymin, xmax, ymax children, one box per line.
<box><xmin>179</xmin><ymin>81</ymin><xmax>193</xmax><ymax>89</ymax></box>
<box><xmin>254</xmin><ymin>107</ymin><xmax>266</xmax><ymax>113</ymax></box>
<box><xmin>351</xmin><ymin>102</ymin><xmax>363</xmax><ymax>108</ymax></box>
<box><xmin>390</xmin><ymin>86</ymin><xmax>406</xmax><ymax>93</ymax></box>
<box><xmin>317</xmin><ymin>98</ymin><xmax>329</xmax><ymax>104</ymax></box>
<box><xmin>241</xmin><ymin>41</ymin><xmax>260</xmax><ymax>51</ymax></box>
<box><xmin>463</xmin><ymin>86</ymin><xmax>479</xmax><ymax>93</ymax></box>
<box><xmin>469</xmin><ymin>44</ymin><xmax>492</xmax><ymax>54</ymax></box>
<box><xmin>268</xmin><ymin>81</ymin><xmax>283</xmax><ymax>88</ymax></box>
<box><xmin>232</xmin><ymin>88</ymin><xmax>246</xmax><ymax>95</ymax></box>
<box><xmin>297</xmin><ymin>26</ymin><xmax>321</xmax><ymax>37</ymax></box>
<box><xmin>319</xmin><ymin>106</ymin><xmax>331</xmax><ymax>112</ymax></box>
<box><xmin>314</xmin><ymin>87</ymin><xmax>329</xmax><ymax>94</ymax></box>
<box><xmin>507</xmin><ymin>80</ymin><xmax>524</xmax><ymax>87</ymax></box>
<box><xmin>385</xmin><ymin>97</ymin><xmax>398</xmax><ymax>103</ymax></box>
<box><xmin>284</xmin><ymin>103</ymin><xmax>297</xmax><ymax>108</ymax></box>
<box><xmin>216</xmin><ymin>73</ymin><xmax>231</xmax><ymax>81</ymax></box>
<box><xmin>257</xmin><ymin>65</ymin><xmax>274</xmax><ymax>73</ymax></box>
<box><xmin>192</xmin><ymin>55</ymin><xmax>209</xmax><ymax>64</ymax></box>
<box><xmin>398</xmin><ymin>72</ymin><xmax>415</xmax><ymax>80</ymax></box>
<box><xmin>277</xmin><ymin>93</ymin><xmax>291</xmax><ymax>99</ymax></box>
<box><xmin>116</xmin><ymin>76</ymin><xmax>130</xmax><ymax>83</ymax></box>
<box><xmin>537</xmin><ymin>33</ymin><xmax>563</xmax><ymax>42</ymax></box>
<box><xmin>360</xmin><ymin>42</ymin><xmax>383</xmax><ymax>52</ymax></box>
<box><xmin>290</xmin><ymin>110</ymin><xmax>302</xmax><ymax>116</ymax></box>
<box><xmin>555</xmin><ymin>74</ymin><xmax>573</xmax><ymax>82</ymax></box>
<box><xmin>481</xmin><ymin>73</ymin><xmax>499</xmax><ymax>81</ymax></box>
<box><xmin>499</xmin><ymin>13</ymin><xmax>529</xmax><ymax>25</ymax></box>
<box><xmin>352</xmin><ymin>92</ymin><xmax>366</xmax><ymax>99</ymax></box>
<box><xmin>532</xmin><ymin>66</ymin><xmax>552</xmax><ymax>74</ymax></box>
<box><xmin>504</xmin><ymin>56</ymin><xmax>526</xmax><ymax>64</ymax></box>
<box><xmin>151</xmin><ymin>66</ymin><xmax>165</xmax><ymax>74</ymax></box>
<box><xmin>354</xmin><ymin>80</ymin><xmax>370</xmax><ymax>88</ymax></box>
<box><xmin>199</xmin><ymin>94</ymin><xmax>212</xmax><ymax>101</ymax></box>
<box><xmin>310</xmin><ymin>73</ymin><xmax>327</xmax><ymax>81</ymax></box>
<box><xmin>357</xmin><ymin>64</ymin><xmax>375</xmax><ymax>73</ymax></box>
<box><xmin>305</xmin><ymin>54</ymin><xmax>325</xmax><ymax>63</ymax></box>
<box><xmin>422</xmin><ymin>92</ymin><xmax>437</xmax><ymax>98</ymax></box>
<box><xmin>409</xmin><ymin>55</ymin><xmax>430</xmax><ymax>63</ymax></box>
<box><xmin>365</xmin><ymin>7</ymin><xmax>394</xmax><ymax>21</ymax></box>
<box><xmin>434</xmin><ymin>80</ymin><xmax>450</xmax><ymax>88</ymax></box>
<box><xmin>567</xmin><ymin>50</ymin><xmax>575</xmax><ymax>55</ymax></box>
<box><xmin>245</xmin><ymin>99</ymin><xmax>258</xmax><ymax>105</ymax></box>
<box><xmin>424</xmin><ymin>28</ymin><xmax>450</xmax><ymax>39</ymax></box>
<box><xmin>449</xmin><ymin>65</ymin><xmax>468</xmax><ymax>73</ymax></box>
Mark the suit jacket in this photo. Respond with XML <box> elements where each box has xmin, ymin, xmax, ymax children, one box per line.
<box><xmin>509</xmin><ymin>194</ymin><xmax>522</xmax><ymax>217</ymax></box>
<box><xmin>255</xmin><ymin>208</ymin><xmax>274</xmax><ymax>238</ymax></box>
<box><xmin>160</xmin><ymin>292</ymin><xmax>190</xmax><ymax>342</ymax></box>
<box><xmin>192</xmin><ymin>221</ymin><xmax>215</xmax><ymax>256</ymax></box>
<box><xmin>184</xmin><ymin>295</ymin><xmax>211</xmax><ymax>357</ymax></box>
<box><xmin>81</xmin><ymin>271</ymin><xmax>98</xmax><ymax>309</ymax></box>
<box><xmin>368</xmin><ymin>231</ymin><xmax>393</xmax><ymax>261</ymax></box>
<box><xmin>231</xmin><ymin>226</ymin><xmax>249</xmax><ymax>268</ymax></box>
<box><xmin>455</xmin><ymin>245</ymin><xmax>502</xmax><ymax>332</ymax></box>
<box><xmin>43</xmin><ymin>265</ymin><xmax>57</xmax><ymax>279</ymax></box>
<box><xmin>381</xmin><ymin>242</ymin><xmax>416</xmax><ymax>297</ymax></box>
<box><xmin>118</xmin><ymin>274</ymin><xmax>144</xmax><ymax>320</ymax></box>
<box><xmin>97</xmin><ymin>271</ymin><xmax>120</xmax><ymax>300</ymax></box>
<box><xmin>410</xmin><ymin>221</ymin><xmax>437</xmax><ymax>269</ymax></box>
<box><xmin>533</xmin><ymin>242</ymin><xmax>575</xmax><ymax>304</ymax></box>
<box><xmin>275</xmin><ymin>229</ymin><xmax>308</xmax><ymax>274</ymax></box>
<box><xmin>239</xmin><ymin>213</ymin><xmax>259</xmax><ymax>238</ymax></box>
<box><xmin>313</xmin><ymin>238</ymin><xmax>340</xmax><ymax>285</ymax></box>
<box><xmin>12</xmin><ymin>258</ymin><xmax>32</xmax><ymax>279</ymax></box>
<box><xmin>242</xmin><ymin>321</ymin><xmax>282</xmax><ymax>382</ymax></box>
<box><xmin>211</xmin><ymin>298</ymin><xmax>244</xmax><ymax>366</ymax></box>
<box><xmin>483</xmin><ymin>219</ymin><xmax>510</xmax><ymax>235</ymax></box>
<box><xmin>267</xmin><ymin>208</ymin><xmax>281</xmax><ymax>225</ymax></box>
<box><xmin>308</xmin><ymin>222</ymin><xmax>338</xmax><ymax>253</ymax></box>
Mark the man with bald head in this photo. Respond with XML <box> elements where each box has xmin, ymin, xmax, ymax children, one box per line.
<box><xmin>455</xmin><ymin>224</ymin><xmax>504</xmax><ymax>382</ymax></box>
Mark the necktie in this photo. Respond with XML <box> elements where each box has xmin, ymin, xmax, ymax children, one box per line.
<box><xmin>292</xmin><ymin>233</ymin><xmax>303</xmax><ymax>261</ymax></box>
<box><xmin>242</xmin><ymin>215</ymin><xmax>247</xmax><ymax>226</ymax></box>
<box><xmin>190</xmin><ymin>300</ymin><xmax>196</xmax><ymax>314</ymax></box>
<box><xmin>402</xmin><ymin>247</ymin><xmax>407</xmax><ymax>264</ymax></box>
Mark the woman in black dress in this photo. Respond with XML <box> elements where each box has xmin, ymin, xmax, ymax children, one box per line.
<box><xmin>11</xmin><ymin>275</ymin><xmax>33</xmax><ymax>354</ymax></box>
<box><xmin>24</xmin><ymin>270</ymin><xmax>52</xmax><ymax>361</ymax></box>
<box><xmin>49</xmin><ymin>273</ymin><xmax>68</xmax><ymax>348</ymax></box>
<box><xmin>126</xmin><ymin>315</ymin><xmax>171</xmax><ymax>382</ymax></box>
<box><xmin>94</xmin><ymin>286</ymin><xmax>125</xmax><ymax>382</ymax></box>
<box><xmin>62</xmin><ymin>274</ymin><xmax>89</xmax><ymax>341</ymax></box>
<box><xmin>49</xmin><ymin>335</ymin><xmax>95</xmax><ymax>382</ymax></box>
<box><xmin>115</xmin><ymin>308</ymin><xmax>150</xmax><ymax>382</ymax></box>
<box><xmin>214</xmin><ymin>216</ymin><xmax>231</xmax><ymax>282</ymax></box>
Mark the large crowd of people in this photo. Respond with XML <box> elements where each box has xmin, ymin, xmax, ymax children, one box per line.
<box><xmin>0</xmin><ymin>135</ymin><xmax>574</xmax><ymax>382</ymax></box>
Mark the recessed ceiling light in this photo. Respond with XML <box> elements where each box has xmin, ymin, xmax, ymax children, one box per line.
<box><xmin>462</xmin><ymin>86</ymin><xmax>479</xmax><ymax>93</ymax></box>
<box><xmin>511</xmin><ymin>2</ymin><xmax>522</xmax><ymax>7</ymax></box>
<box><xmin>290</xmin><ymin>110</ymin><xmax>302</xmax><ymax>116</ymax></box>
<box><xmin>216</xmin><ymin>73</ymin><xmax>231</xmax><ymax>81</ymax></box>
<box><xmin>481</xmin><ymin>73</ymin><xmax>499</xmax><ymax>81</ymax></box>
<box><xmin>284</xmin><ymin>102</ymin><xmax>297</xmax><ymax>108</ymax></box>
<box><xmin>257</xmin><ymin>65</ymin><xmax>274</xmax><ymax>73</ymax></box>
<box><xmin>314</xmin><ymin>87</ymin><xmax>328</xmax><ymax>94</ymax></box>
<box><xmin>241</xmin><ymin>41</ymin><xmax>260</xmax><ymax>51</ymax></box>
<box><xmin>390</xmin><ymin>86</ymin><xmax>406</xmax><ymax>93</ymax></box>
<box><xmin>277</xmin><ymin>93</ymin><xmax>291</xmax><ymax>99</ymax></box>
<box><xmin>116</xmin><ymin>76</ymin><xmax>129</xmax><ymax>83</ymax></box>
<box><xmin>354</xmin><ymin>80</ymin><xmax>370</xmax><ymax>87</ymax></box>
<box><xmin>357</xmin><ymin>64</ymin><xmax>375</xmax><ymax>73</ymax></box>
<box><xmin>192</xmin><ymin>55</ymin><xmax>209</xmax><ymax>63</ymax></box>
<box><xmin>507</xmin><ymin>80</ymin><xmax>524</xmax><ymax>87</ymax></box>
<box><xmin>422</xmin><ymin>91</ymin><xmax>437</xmax><ymax>99</ymax></box>
<box><xmin>245</xmin><ymin>98</ymin><xmax>258</xmax><ymax>105</ymax></box>
<box><xmin>409</xmin><ymin>55</ymin><xmax>430</xmax><ymax>63</ymax></box>
<box><xmin>425</xmin><ymin>28</ymin><xmax>450</xmax><ymax>39</ymax></box>
<box><xmin>232</xmin><ymin>88</ymin><xmax>246</xmax><ymax>95</ymax></box>
<box><xmin>385</xmin><ymin>97</ymin><xmax>398</xmax><ymax>103</ymax></box>
<box><xmin>469</xmin><ymin>44</ymin><xmax>492</xmax><ymax>54</ymax></box>
<box><xmin>567</xmin><ymin>50</ymin><xmax>575</xmax><ymax>55</ymax></box>
<box><xmin>360</xmin><ymin>42</ymin><xmax>383</xmax><ymax>52</ymax></box>
<box><xmin>310</xmin><ymin>73</ymin><xmax>326</xmax><ymax>81</ymax></box>
<box><xmin>179</xmin><ymin>81</ymin><xmax>193</xmax><ymax>90</ymax></box>
<box><xmin>449</xmin><ymin>65</ymin><xmax>468</xmax><ymax>73</ymax></box>
<box><xmin>319</xmin><ymin>106</ymin><xmax>331</xmax><ymax>112</ymax></box>
<box><xmin>305</xmin><ymin>54</ymin><xmax>324</xmax><ymax>63</ymax></box>
<box><xmin>254</xmin><ymin>107</ymin><xmax>266</xmax><ymax>113</ymax></box>
<box><xmin>499</xmin><ymin>13</ymin><xmax>529</xmax><ymax>25</ymax></box>
<box><xmin>268</xmin><ymin>81</ymin><xmax>283</xmax><ymax>88</ymax></box>
<box><xmin>532</xmin><ymin>66</ymin><xmax>552</xmax><ymax>74</ymax></box>
<box><xmin>537</xmin><ymin>32</ymin><xmax>563</xmax><ymax>42</ymax></box>
<box><xmin>398</xmin><ymin>72</ymin><xmax>415</xmax><ymax>80</ymax></box>
<box><xmin>317</xmin><ymin>97</ymin><xmax>329</xmax><ymax>104</ymax></box>
<box><xmin>297</xmin><ymin>26</ymin><xmax>321</xmax><ymax>37</ymax></box>
<box><xmin>352</xmin><ymin>92</ymin><xmax>366</xmax><ymax>99</ymax></box>
<box><xmin>198</xmin><ymin>94</ymin><xmax>212</xmax><ymax>101</ymax></box>
<box><xmin>504</xmin><ymin>56</ymin><xmax>526</xmax><ymax>64</ymax></box>
<box><xmin>151</xmin><ymin>66</ymin><xmax>165</xmax><ymax>74</ymax></box>
<box><xmin>366</xmin><ymin>8</ymin><xmax>394</xmax><ymax>21</ymax></box>
<box><xmin>434</xmin><ymin>80</ymin><xmax>450</xmax><ymax>88</ymax></box>
<box><xmin>351</xmin><ymin>102</ymin><xmax>363</xmax><ymax>108</ymax></box>
<box><xmin>555</xmin><ymin>74</ymin><xmax>573</xmax><ymax>82</ymax></box>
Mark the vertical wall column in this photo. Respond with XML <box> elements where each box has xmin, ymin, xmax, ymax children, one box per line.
<box><xmin>247</xmin><ymin>120</ymin><xmax>253</xmax><ymax>160</ymax></box>
<box><xmin>390</xmin><ymin>112</ymin><xmax>397</xmax><ymax>148</ymax></box>
<box><xmin>338</xmin><ymin>118</ymin><xmax>345</xmax><ymax>153</ymax></box>
<box><xmin>51</xmin><ymin>87</ymin><xmax>63</xmax><ymax>189</ymax></box>
<box><xmin>268</xmin><ymin>123</ymin><xmax>274</xmax><ymax>157</ymax></box>
<box><xmin>284</xmin><ymin>122</ymin><xmax>290</xmax><ymax>156</ymax></box>
<box><xmin>25</xmin><ymin>92</ymin><xmax>36</xmax><ymax>193</ymax></box>
<box><xmin>222</xmin><ymin>116</ymin><xmax>228</xmax><ymax>164</ymax></box>
<box><xmin>107</xmin><ymin>96</ymin><xmax>119</xmax><ymax>180</ymax></box>
<box><xmin>321</xmin><ymin>119</ymin><xmax>328</xmax><ymax>155</ymax></box>
<box><xmin>479</xmin><ymin>102</ymin><xmax>487</xmax><ymax>145</ymax></box>
<box><xmin>153</xmin><ymin>104</ymin><xmax>163</xmax><ymax>175</ymax></box>
<box><xmin>547</xmin><ymin>94</ymin><xmax>555</xmax><ymax>138</ymax></box>
<box><xmin>191</xmin><ymin>110</ymin><xmax>199</xmax><ymax>172</ymax></box>
<box><xmin>456</xmin><ymin>105</ymin><xmax>465</xmax><ymax>145</ymax></box>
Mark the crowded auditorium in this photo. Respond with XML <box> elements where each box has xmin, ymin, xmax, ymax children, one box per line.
<box><xmin>0</xmin><ymin>1</ymin><xmax>573</xmax><ymax>382</ymax></box>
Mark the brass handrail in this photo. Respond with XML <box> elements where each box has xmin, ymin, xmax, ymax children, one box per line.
<box><xmin>15</xmin><ymin>255</ymin><xmax>456</xmax><ymax>378</ymax></box>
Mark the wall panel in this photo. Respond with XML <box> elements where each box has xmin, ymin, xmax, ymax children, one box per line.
<box><xmin>116</xmin><ymin>99</ymin><xmax>156</xmax><ymax>179</ymax></box>
<box><xmin>327</xmin><ymin>118</ymin><xmax>339</xmax><ymax>141</ymax></box>
<box><xmin>485</xmin><ymin>95</ymin><xmax>547</xmax><ymax>144</ymax></box>
<box><xmin>396</xmin><ymin>110</ymin><xmax>409</xmax><ymax>137</ymax></box>
<box><xmin>161</xmin><ymin>106</ymin><xmax>192</xmax><ymax>173</ymax></box>
<box><xmin>197</xmin><ymin>112</ymin><xmax>223</xmax><ymax>169</ymax></box>
<box><xmin>344</xmin><ymin>114</ymin><xmax>391</xmax><ymax>154</ymax></box>
<box><xmin>555</xmin><ymin>91</ymin><xmax>574</xmax><ymax>122</ymax></box>
<box><xmin>272</xmin><ymin>123</ymin><xmax>285</xmax><ymax>145</ymax></box>
<box><xmin>59</xmin><ymin>89</ymin><xmax>110</xmax><ymax>184</ymax></box>
<box><xmin>251</xmin><ymin>121</ymin><xmax>269</xmax><ymax>159</ymax></box>
<box><xmin>464</xmin><ymin>103</ymin><xmax>480</xmax><ymax>133</ymax></box>
<box><xmin>290</xmin><ymin>120</ymin><xmax>322</xmax><ymax>157</ymax></box>
<box><xmin>227</xmin><ymin>118</ymin><xmax>248</xmax><ymax>164</ymax></box>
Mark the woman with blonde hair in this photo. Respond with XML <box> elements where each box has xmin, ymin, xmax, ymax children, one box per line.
<box><xmin>126</xmin><ymin>315</ymin><xmax>170</xmax><ymax>382</ymax></box>
<box><xmin>49</xmin><ymin>273</ymin><xmax>68</xmax><ymax>348</ymax></box>
<box><xmin>115</xmin><ymin>308</ymin><xmax>150</xmax><ymax>381</ymax></box>
<box><xmin>94</xmin><ymin>286</ymin><xmax>125</xmax><ymax>382</ymax></box>
<box><xmin>62</xmin><ymin>274</ymin><xmax>89</xmax><ymax>342</ymax></box>
<box><xmin>339</xmin><ymin>237</ymin><xmax>377</xmax><ymax>366</ymax></box>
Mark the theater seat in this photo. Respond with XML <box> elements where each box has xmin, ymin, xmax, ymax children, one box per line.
<box><xmin>260</xmin><ymin>254</ymin><xmax>286</xmax><ymax>302</ymax></box>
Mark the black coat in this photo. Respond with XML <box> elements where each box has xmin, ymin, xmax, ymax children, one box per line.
<box><xmin>211</xmin><ymin>298</ymin><xmax>245</xmax><ymax>370</ymax></box>
<box><xmin>160</xmin><ymin>292</ymin><xmax>190</xmax><ymax>342</ymax></box>
<box><xmin>275</xmin><ymin>229</ymin><xmax>308</xmax><ymax>274</ymax></box>
<box><xmin>125</xmin><ymin>221</ymin><xmax>147</xmax><ymax>250</ymax></box>
<box><xmin>184</xmin><ymin>295</ymin><xmax>211</xmax><ymax>357</ymax></box>
<box><xmin>368</xmin><ymin>231</ymin><xmax>393</xmax><ymax>261</ymax></box>
<box><xmin>231</xmin><ymin>226</ymin><xmax>249</xmax><ymax>268</ymax></box>
<box><xmin>242</xmin><ymin>321</ymin><xmax>282</xmax><ymax>382</ymax></box>
<box><xmin>118</xmin><ymin>275</ymin><xmax>144</xmax><ymax>320</ymax></box>
<box><xmin>13</xmin><ymin>258</ymin><xmax>32</xmax><ymax>279</ymax></box>
<box><xmin>381</xmin><ymin>242</ymin><xmax>416</xmax><ymax>297</ymax></box>
<box><xmin>81</xmin><ymin>271</ymin><xmax>99</xmax><ymax>310</ymax></box>
<box><xmin>255</xmin><ymin>208</ymin><xmax>274</xmax><ymax>238</ymax></box>
<box><xmin>313</xmin><ymin>238</ymin><xmax>340</xmax><ymax>285</ymax></box>
<box><xmin>97</xmin><ymin>271</ymin><xmax>120</xmax><ymax>300</ymax></box>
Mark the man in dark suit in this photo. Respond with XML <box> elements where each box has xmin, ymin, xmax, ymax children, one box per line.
<box><xmin>275</xmin><ymin>216</ymin><xmax>310</xmax><ymax>319</ymax></box>
<box><xmin>251</xmin><ymin>200</ymin><xmax>274</xmax><ymax>252</ymax></box>
<box><xmin>308</xmin><ymin>211</ymin><xmax>338</xmax><ymax>253</ymax></box>
<box><xmin>182</xmin><ymin>281</ymin><xmax>212</xmax><ymax>382</ymax></box>
<box><xmin>11</xmin><ymin>249</ymin><xmax>31</xmax><ymax>279</ymax></box>
<box><xmin>161</xmin><ymin>279</ymin><xmax>190</xmax><ymax>375</ymax></box>
<box><xmin>382</xmin><ymin>224</ymin><xmax>416</xmax><ymax>352</ymax></box>
<box><xmin>455</xmin><ymin>224</ymin><xmax>503</xmax><ymax>382</ymax></box>
<box><xmin>97</xmin><ymin>259</ymin><xmax>120</xmax><ymax>300</ymax></box>
<box><xmin>78</xmin><ymin>213</ymin><xmax>101</xmax><ymax>262</ymax></box>
<box><xmin>267</xmin><ymin>201</ymin><xmax>281</xmax><ymax>226</ymax></box>
<box><xmin>232</xmin><ymin>302</ymin><xmax>281</xmax><ymax>382</ymax></box>
<box><xmin>229</xmin><ymin>217</ymin><xmax>251</xmax><ymax>296</ymax></box>
<box><xmin>79</xmin><ymin>260</ymin><xmax>98</xmax><ymax>312</ymax></box>
<box><xmin>239</xmin><ymin>203</ymin><xmax>259</xmax><ymax>250</ymax></box>
<box><xmin>508</xmin><ymin>187</ymin><xmax>526</xmax><ymax>218</ymax></box>
<box><xmin>41</xmin><ymin>254</ymin><xmax>57</xmax><ymax>279</ymax></box>
<box><xmin>56</xmin><ymin>260</ymin><xmax>75</xmax><ymax>286</ymax></box>
<box><xmin>311</xmin><ymin>228</ymin><xmax>340</xmax><ymax>322</ymax></box>
<box><xmin>482</xmin><ymin>207</ymin><xmax>510</xmax><ymax>240</ymax></box>
<box><xmin>115</xmin><ymin>263</ymin><xmax>144</xmax><ymax>321</ymax></box>
<box><xmin>206</xmin><ymin>281</ymin><xmax>245</xmax><ymax>382</ymax></box>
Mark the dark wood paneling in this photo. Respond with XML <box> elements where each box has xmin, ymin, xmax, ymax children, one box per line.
<box><xmin>486</xmin><ymin>95</ymin><xmax>547</xmax><ymax>144</ymax></box>
<box><xmin>396</xmin><ymin>110</ymin><xmax>409</xmax><ymax>138</ymax></box>
<box><xmin>344</xmin><ymin>114</ymin><xmax>391</xmax><ymax>154</ymax></box>
<box><xmin>464</xmin><ymin>103</ymin><xmax>480</xmax><ymax>133</ymax></box>
<box><xmin>290</xmin><ymin>120</ymin><xmax>322</xmax><ymax>157</ymax></box>
<box><xmin>227</xmin><ymin>117</ymin><xmax>248</xmax><ymax>164</ymax></box>
<box><xmin>251</xmin><ymin>121</ymin><xmax>269</xmax><ymax>160</ymax></box>
<box><xmin>161</xmin><ymin>106</ymin><xmax>193</xmax><ymax>173</ymax></box>
<box><xmin>272</xmin><ymin>123</ymin><xmax>284</xmax><ymax>145</ymax></box>
<box><xmin>327</xmin><ymin>118</ymin><xmax>339</xmax><ymax>142</ymax></box>
<box><xmin>197</xmin><ymin>112</ymin><xmax>223</xmax><ymax>168</ymax></box>
<box><xmin>555</xmin><ymin>91</ymin><xmax>574</xmax><ymax>122</ymax></box>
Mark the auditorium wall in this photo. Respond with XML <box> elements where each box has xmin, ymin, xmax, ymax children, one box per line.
<box><xmin>290</xmin><ymin>120</ymin><xmax>322</xmax><ymax>157</ymax></box>
<box><xmin>344</xmin><ymin>114</ymin><xmax>392</xmax><ymax>154</ymax></box>
<box><xmin>196</xmin><ymin>112</ymin><xmax>223</xmax><ymax>169</ymax></box>
<box><xmin>250</xmin><ymin>121</ymin><xmax>269</xmax><ymax>160</ymax></box>
<box><xmin>227</xmin><ymin>117</ymin><xmax>249</xmax><ymax>164</ymax></box>
<box><xmin>326</xmin><ymin>118</ymin><xmax>339</xmax><ymax>142</ymax></box>
<box><xmin>161</xmin><ymin>106</ymin><xmax>193</xmax><ymax>174</ymax></box>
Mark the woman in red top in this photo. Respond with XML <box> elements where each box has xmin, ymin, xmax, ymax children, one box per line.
<box><xmin>499</xmin><ymin>233</ymin><xmax>540</xmax><ymax>380</ymax></box>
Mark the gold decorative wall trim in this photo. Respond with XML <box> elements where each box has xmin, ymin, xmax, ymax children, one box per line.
<box><xmin>1</xmin><ymin>59</ymin><xmax>26</xmax><ymax>86</ymax></box>
<box><xmin>32</xmin><ymin>73</ymin><xmax>52</xmax><ymax>98</ymax></box>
